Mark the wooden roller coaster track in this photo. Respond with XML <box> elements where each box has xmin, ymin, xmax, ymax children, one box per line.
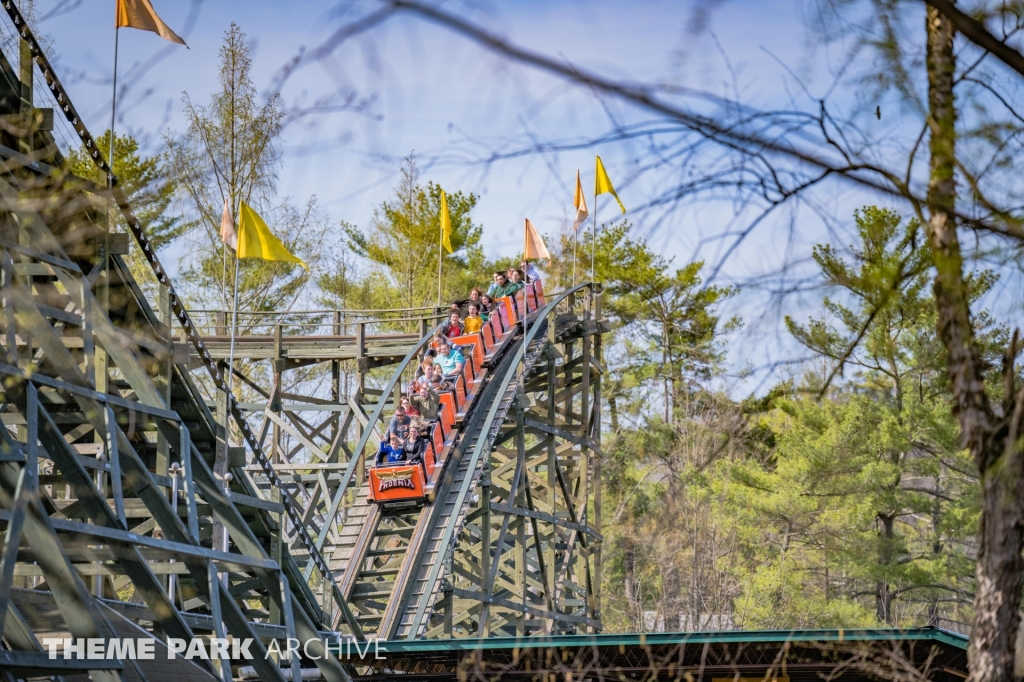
<box><xmin>0</xmin><ymin>5</ymin><xmax>607</xmax><ymax>681</ymax></box>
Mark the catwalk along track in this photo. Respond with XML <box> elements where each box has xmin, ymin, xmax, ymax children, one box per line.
<box><xmin>0</xmin><ymin>5</ymin><xmax>607</xmax><ymax>681</ymax></box>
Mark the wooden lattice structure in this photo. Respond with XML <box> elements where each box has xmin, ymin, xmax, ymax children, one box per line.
<box><xmin>0</xmin><ymin>6</ymin><xmax>607</xmax><ymax>681</ymax></box>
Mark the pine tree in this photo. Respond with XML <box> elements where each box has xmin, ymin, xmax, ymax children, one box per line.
<box><xmin>326</xmin><ymin>155</ymin><xmax>486</xmax><ymax>310</ymax></box>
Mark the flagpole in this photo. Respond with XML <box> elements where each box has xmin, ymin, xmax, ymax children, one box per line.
<box><xmin>572</xmin><ymin>230</ymin><xmax>578</xmax><ymax>286</ymax></box>
<box><xmin>227</xmin><ymin>253</ymin><xmax>240</xmax><ymax>394</ymax></box>
<box><xmin>591</xmin><ymin>190</ymin><xmax>598</xmax><ymax>282</ymax></box>
<box><xmin>437</xmin><ymin>225</ymin><xmax>443</xmax><ymax>309</ymax></box>
<box><xmin>221</xmin><ymin>215</ymin><xmax>229</xmax><ymax>310</ymax></box>
<box><xmin>108</xmin><ymin>28</ymin><xmax>119</xmax><ymax>176</ymax></box>
<box><xmin>523</xmin><ymin>221</ymin><xmax>532</xmax><ymax>335</ymax></box>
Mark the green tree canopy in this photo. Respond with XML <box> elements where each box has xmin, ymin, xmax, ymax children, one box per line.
<box><xmin>723</xmin><ymin>206</ymin><xmax>988</xmax><ymax>629</ymax></box>
<box><xmin>67</xmin><ymin>130</ymin><xmax>186</xmax><ymax>250</ymax></box>
<box><xmin>322</xmin><ymin>155</ymin><xmax>486</xmax><ymax>310</ymax></box>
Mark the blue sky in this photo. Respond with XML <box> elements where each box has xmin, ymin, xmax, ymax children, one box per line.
<box><xmin>26</xmin><ymin>0</ymin><xmax>933</xmax><ymax>393</ymax></box>
<box><xmin>37</xmin><ymin>0</ymin><xmax>821</xmax><ymax>251</ymax></box>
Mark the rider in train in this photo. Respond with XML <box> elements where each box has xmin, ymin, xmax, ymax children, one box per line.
<box><xmin>375</xmin><ymin>434</ymin><xmax>407</xmax><ymax>467</ymax></box>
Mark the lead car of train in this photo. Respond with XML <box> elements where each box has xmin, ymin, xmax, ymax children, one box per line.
<box><xmin>368</xmin><ymin>281</ymin><xmax>546</xmax><ymax>505</ymax></box>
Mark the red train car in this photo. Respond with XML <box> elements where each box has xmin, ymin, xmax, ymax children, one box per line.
<box><xmin>368</xmin><ymin>281</ymin><xmax>545</xmax><ymax>504</ymax></box>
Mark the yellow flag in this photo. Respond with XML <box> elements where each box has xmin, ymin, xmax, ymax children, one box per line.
<box><xmin>573</xmin><ymin>170</ymin><xmax>589</xmax><ymax>231</ymax></box>
<box><xmin>116</xmin><ymin>0</ymin><xmax>187</xmax><ymax>46</ymax></box>
<box><xmin>595</xmin><ymin>156</ymin><xmax>626</xmax><ymax>214</ymax></box>
<box><xmin>524</xmin><ymin>219</ymin><xmax>550</xmax><ymax>260</ymax></box>
<box><xmin>440</xmin><ymin>190</ymin><xmax>453</xmax><ymax>254</ymax></box>
<box><xmin>236</xmin><ymin>202</ymin><xmax>307</xmax><ymax>270</ymax></box>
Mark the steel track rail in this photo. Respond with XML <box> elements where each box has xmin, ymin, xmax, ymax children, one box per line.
<box><xmin>393</xmin><ymin>283</ymin><xmax>598</xmax><ymax>639</ymax></box>
<box><xmin>332</xmin><ymin>321</ymin><xmax>507</xmax><ymax>635</ymax></box>
<box><xmin>376</xmin><ymin>326</ymin><xmax>531</xmax><ymax>638</ymax></box>
<box><xmin>345</xmin><ymin>284</ymin><xmax>570</xmax><ymax>639</ymax></box>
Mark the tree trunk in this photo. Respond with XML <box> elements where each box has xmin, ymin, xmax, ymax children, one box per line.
<box><xmin>663</xmin><ymin>320</ymin><xmax>671</xmax><ymax>422</ymax></box>
<box><xmin>609</xmin><ymin>389</ymin><xmax>619</xmax><ymax>433</ymax></box>
<box><xmin>924</xmin><ymin>6</ymin><xmax>1024</xmax><ymax>682</ymax></box>
<box><xmin>623</xmin><ymin>535</ymin><xmax>640</xmax><ymax>630</ymax></box>
<box><xmin>929</xmin><ymin>462</ymin><xmax>945</xmax><ymax>626</ymax></box>
<box><xmin>876</xmin><ymin>513</ymin><xmax>895</xmax><ymax>625</ymax></box>
<box><xmin>661</xmin><ymin>555</ymin><xmax>681</xmax><ymax>633</ymax></box>
<box><xmin>971</xmin><ymin>456</ymin><xmax>1024</xmax><ymax>681</ymax></box>
<box><xmin>661</xmin><ymin>482</ymin><xmax>685</xmax><ymax>631</ymax></box>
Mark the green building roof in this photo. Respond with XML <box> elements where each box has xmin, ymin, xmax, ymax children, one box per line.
<box><xmin>351</xmin><ymin>628</ymin><xmax>968</xmax><ymax>682</ymax></box>
<box><xmin>376</xmin><ymin>626</ymin><xmax>969</xmax><ymax>653</ymax></box>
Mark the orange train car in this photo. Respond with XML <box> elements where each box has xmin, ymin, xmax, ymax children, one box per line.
<box><xmin>368</xmin><ymin>281</ymin><xmax>545</xmax><ymax>504</ymax></box>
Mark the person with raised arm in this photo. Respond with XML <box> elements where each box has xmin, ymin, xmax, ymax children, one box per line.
<box><xmin>520</xmin><ymin>260</ymin><xmax>542</xmax><ymax>284</ymax></box>
<box><xmin>411</xmin><ymin>382</ymin><xmax>440</xmax><ymax>421</ymax></box>
<box><xmin>375</xmin><ymin>434</ymin><xmax>407</xmax><ymax>467</ymax></box>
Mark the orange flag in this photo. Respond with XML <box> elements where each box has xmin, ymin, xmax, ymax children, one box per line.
<box><xmin>524</xmin><ymin>219</ymin><xmax>550</xmax><ymax>260</ymax></box>
<box><xmin>573</xmin><ymin>170</ymin><xmax>589</xmax><ymax>230</ymax></box>
<box><xmin>116</xmin><ymin>0</ymin><xmax>188</xmax><ymax>46</ymax></box>
<box><xmin>219</xmin><ymin>199</ymin><xmax>237</xmax><ymax>250</ymax></box>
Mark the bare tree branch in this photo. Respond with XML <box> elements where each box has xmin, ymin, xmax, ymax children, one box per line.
<box><xmin>921</xmin><ymin>0</ymin><xmax>1024</xmax><ymax>79</ymax></box>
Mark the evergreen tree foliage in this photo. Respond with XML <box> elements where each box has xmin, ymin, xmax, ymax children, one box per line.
<box><xmin>68</xmin><ymin>130</ymin><xmax>186</xmax><ymax>250</ymax></box>
<box><xmin>68</xmin><ymin>130</ymin><xmax>188</xmax><ymax>292</ymax></box>
<box><xmin>596</xmin><ymin>206</ymin><xmax>989</xmax><ymax>634</ymax></box>
<box><xmin>721</xmin><ymin>206</ymin><xmax>996</xmax><ymax>630</ymax></box>
<box><xmin>321</xmin><ymin>155</ymin><xmax>485</xmax><ymax>311</ymax></box>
